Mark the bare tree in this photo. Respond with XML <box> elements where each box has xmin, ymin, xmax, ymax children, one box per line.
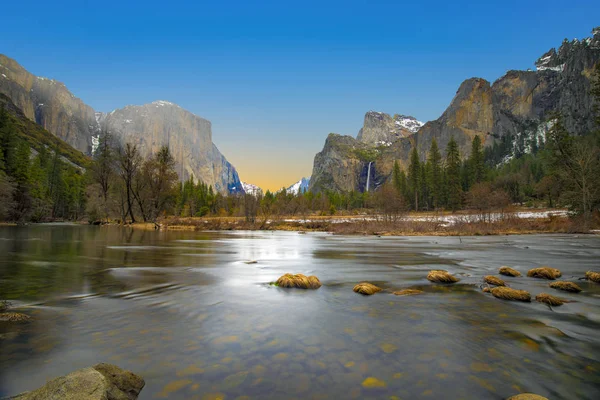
<box><xmin>117</xmin><ymin>143</ymin><xmax>141</xmax><ymax>223</ymax></box>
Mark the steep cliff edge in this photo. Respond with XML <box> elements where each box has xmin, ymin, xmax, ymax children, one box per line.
<box><xmin>0</xmin><ymin>54</ymin><xmax>97</xmax><ymax>154</ymax></box>
<box><xmin>100</xmin><ymin>101</ymin><xmax>242</xmax><ymax>193</ymax></box>
<box><xmin>309</xmin><ymin>27</ymin><xmax>600</xmax><ymax>193</ymax></box>
<box><xmin>0</xmin><ymin>55</ymin><xmax>243</xmax><ymax>194</ymax></box>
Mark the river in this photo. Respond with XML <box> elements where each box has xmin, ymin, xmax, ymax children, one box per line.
<box><xmin>1</xmin><ymin>225</ymin><xmax>599</xmax><ymax>399</ymax></box>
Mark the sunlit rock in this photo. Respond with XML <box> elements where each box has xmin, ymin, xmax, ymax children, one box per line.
<box><xmin>585</xmin><ymin>271</ymin><xmax>600</xmax><ymax>283</ymax></box>
<box><xmin>484</xmin><ymin>275</ymin><xmax>506</xmax><ymax>286</ymax></box>
<box><xmin>353</xmin><ymin>282</ymin><xmax>382</xmax><ymax>295</ymax></box>
<box><xmin>490</xmin><ymin>287</ymin><xmax>531</xmax><ymax>302</ymax></box>
<box><xmin>275</xmin><ymin>273</ymin><xmax>322</xmax><ymax>289</ymax></box>
<box><xmin>499</xmin><ymin>266</ymin><xmax>521</xmax><ymax>277</ymax></box>
<box><xmin>549</xmin><ymin>281</ymin><xmax>582</xmax><ymax>293</ymax></box>
<box><xmin>427</xmin><ymin>270</ymin><xmax>459</xmax><ymax>283</ymax></box>
<box><xmin>535</xmin><ymin>293</ymin><xmax>566</xmax><ymax>306</ymax></box>
<box><xmin>527</xmin><ymin>267</ymin><xmax>562</xmax><ymax>280</ymax></box>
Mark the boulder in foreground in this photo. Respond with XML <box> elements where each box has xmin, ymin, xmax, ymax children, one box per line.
<box><xmin>490</xmin><ymin>287</ymin><xmax>531</xmax><ymax>302</ymax></box>
<box><xmin>527</xmin><ymin>267</ymin><xmax>562</xmax><ymax>280</ymax></box>
<box><xmin>499</xmin><ymin>266</ymin><xmax>521</xmax><ymax>277</ymax></box>
<box><xmin>427</xmin><ymin>270</ymin><xmax>459</xmax><ymax>283</ymax></box>
<box><xmin>585</xmin><ymin>271</ymin><xmax>600</xmax><ymax>283</ymax></box>
<box><xmin>9</xmin><ymin>363</ymin><xmax>144</xmax><ymax>400</ymax></box>
<box><xmin>0</xmin><ymin>312</ymin><xmax>31</xmax><ymax>322</ymax></box>
<box><xmin>353</xmin><ymin>282</ymin><xmax>382</xmax><ymax>295</ymax></box>
<box><xmin>549</xmin><ymin>281</ymin><xmax>582</xmax><ymax>293</ymax></box>
<box><xmin>275</xmin><ymin>273</ymin><xmax>322</xmax><ymax>289</ymax></box>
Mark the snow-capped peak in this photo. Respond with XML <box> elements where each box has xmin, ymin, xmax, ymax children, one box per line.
<box><xmin>152</xmin><ymin>100</ymin><xmax>178</xmax><ymax>107</ymax></box>
<box><xmin>286</xmin><ymin>177</ymin><xmax>311</xmax><ymax>195</ymax></box>
<box><xmin>394</xmin><ymin>115</ymin><xmax>424</xmax><ymax>133</ymax></box>
<box><xmin>241</xmin><ymin>182</ymin><xmax>263</xmax><ymax>196</ymax></box>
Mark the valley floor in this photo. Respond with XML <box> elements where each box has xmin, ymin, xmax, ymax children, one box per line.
<box><xmin>131</xmin><ymin>208</ymin><xmax>598</xmax><ymax>236</ymax></box>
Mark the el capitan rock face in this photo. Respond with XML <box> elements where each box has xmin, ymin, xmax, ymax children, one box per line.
<box><xmin>0</xmin><ymin>55</ymin><xmax>243</xmax><ymax>194</ymax></box>
<box><xmin>309</xmin><ymin>27</ymin><xmax>600</xmax><ymax>193</ymax></box>
<box><xmin>100</xmin><ymin>101</ymin><xmax>243</xmax><ymax>193</ymax></box>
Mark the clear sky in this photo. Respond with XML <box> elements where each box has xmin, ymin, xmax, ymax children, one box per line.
<box><xmin>0</xmin><ymin>1</ymin><xmax>598</xmax><ymax>190</ymax></box>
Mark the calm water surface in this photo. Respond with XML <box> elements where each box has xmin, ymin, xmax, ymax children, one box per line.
<box><xmin>1</xmin><ymin>225</ymin><xmax>599</xmax><ymax>399</ymax></box>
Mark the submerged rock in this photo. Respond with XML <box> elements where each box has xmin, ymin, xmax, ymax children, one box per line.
<box><xmin>0</xmin><ymin>312</ymin><xmax>31</xmax><ymax>322</ymax></box>
<box><xmin>527</xmin><ymin>267</ymin><xmax>562</xmax><ymax>280</ymax></box>
<box><xmin>353</xmin><ymin>282</ymin><xmax>382</xmax><ymax>295</ymax></box>
<box><xmin>484</xmin><ymin>275</ymin><xmax>506</xmax><ymax>286</ymax></box>
<box><xmin>490</xmin><ymin>287</ymin><xmax>531</xmax><ymax>302</ymax></box>
<box><xmin>549</xmin><ymin>281</ymin><xmax>582</xmax><ymax>293</ymax></box>
<box><xmin>427</xmin><ymin>270</ymin><xmax>459</xmax><ymax>283</ymax></box>
<box><xmin>9</xmin><ymin>363</ymin><xmax>144</xmax><ymax>399</ymax></box>
<box><xmin>499</xmin><ymin>266</ymin><xmax>521</xmax><ymax>277</ymax></box>
<box><xmin>392</xmin><ymin>289</ymin><xmax>424</xmax><ymax>296</ymax></box>
<box><xmin>275</xmin><ymin>273</ymin><xmax>322</xmax><ymax>289</ymax></box>
<box><xmin>507</xmin><ymin>394</ymin><xmax>548</xmax><ymax>400</ymax></box>
<box><xmin>585</xmin><ymin>271</ymin><xmax>600</xmax><ymax>283</ymax></box>
<box><xmin>361</xmin><ymin>376</ymin><xmax>387</xmax><ymax>388</ymax></box>
<box><xmin>535</xmin><ymin>293</ymin><xmax>566</xmax><ymax>306</ymax></box>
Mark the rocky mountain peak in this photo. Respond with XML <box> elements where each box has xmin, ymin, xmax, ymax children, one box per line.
<box><xmin>357</xmin><ymin>110</ymin><xmax>423</xmax><ymax>146</ymax></box>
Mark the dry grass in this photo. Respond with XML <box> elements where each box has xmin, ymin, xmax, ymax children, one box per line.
<box><xmin>484</xmin><ymin>275</ymin><xmax>506</xmax><ymax>286</ymax></box>
<box><xmin>0</xmin><ymin>312</ymin><xmax>31</xmax><ymax>322</ymax></box>
<box><xmin>499</xmin><ymin>266</ymin><xmax>521</xmax><ymax>277</ymax></box>
<box><xmin>549</xmin><ymin>281</ymin><xmax>582</xmax><ymax>293</ymax></box>
<box><xmin>585</xmin><ymin>271</ymin><xmax>600</xmax><ymax>283</ymax></box>
<box><xmin>527</xmin><ymin>267</ymin><xmax>562</xmax><ymax>280</ymax></box>
<box><xmin>353</xmin><ymin>282</ymin><xmax>383</xmax><ymax>295</ymax></box>
<box><xmin>275</xmin><ymin>273</ymin><xmax>322</xmax><ymax>289</ymax></box>
<box><xmin>490</xmin><ymin>287</ymin><xmax>531</xmax><ymax>302</ymax></box>
<box><xmin>427</xmin><ymin>270</ymin><xmax>459</xmax><ymax>283</ymax></box>
<box><xmin>535</xmin><ymin>293</ymin><xmax>566</xmax><ymax>306</ymax></box>
<box><xmin>393</xmin><ymin>289</ymin><xmax>424</xmax><ymax>296</ymax></box>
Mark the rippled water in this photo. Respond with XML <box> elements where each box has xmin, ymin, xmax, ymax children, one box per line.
<box><xmin>1</xmin><ymin>225</ymin><xmax>599</xmax><ymax>399</ymax></box>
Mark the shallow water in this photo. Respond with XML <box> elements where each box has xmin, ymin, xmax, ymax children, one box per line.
<box><xmin>1</xmin><ymin>225</ymin><xmax>599</xmax><ymax>399</ymax></box>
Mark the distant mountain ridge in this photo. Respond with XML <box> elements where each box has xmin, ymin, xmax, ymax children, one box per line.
<box><xmin>0</xmin><ymin>55</ymin><xmax>242</xmax><ymax>194</ymax></box>
<box><xmin>286</xmin><ymin>177</ymin><xmax>310</xmax><ymax>194</ymax></box>
<box><xmin>309</xmin><ymin>27</ymin><xmax>600</xmax><ymax>194</ymax></box>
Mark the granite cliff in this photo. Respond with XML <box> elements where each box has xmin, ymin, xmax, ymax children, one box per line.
<box><xmin>0</xmin><ymin>55</ymin><xmax>242</xmax><ymax>194</ymax></box>
<box><xmin>309</xmin><ymin>27</ymin><xmax>600</xmax><ymax>193</ymax></box>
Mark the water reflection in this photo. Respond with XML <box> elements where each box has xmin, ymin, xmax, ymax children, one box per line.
<box><xmin>0</xmin><ymin>226</ymin><xmax>599</xmax><ymax>399</ymax></box>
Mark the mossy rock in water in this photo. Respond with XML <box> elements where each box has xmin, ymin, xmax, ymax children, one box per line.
<box><xmin>585</xmin><ymin>271</ymin><xmax>600</xmax><ymax>283</ymax></box>
<box><xmin>9</xmin><ymin>363</ymin><xmax>144</xmax><ymax>400</ymax></box>
<box><xmin>393</xmin><ymin>289</ymin><xmax>424</xmax><ymax>296</ymax></box>
<box><xmin>484</xmin><ymin>275</ymin><xmax>506</xmax><ymax>286</ymax></box>
<box><xmin>0</xmin><ymin>312</ymin><xmax>31</xmax><ymax>322</ymax></box>
<box><xmin>490</xmin><ymin>287</ymin><xmax>531</xmax><ymax>302</ymax></box>
<box><xmin>527</xmin><ymin>267</ymin><xmax>561</xmax><ymax>280</ymax></box>
<box><xmin>427</xmin><ymin>270</ymin><xmax>459</xmax><ymax>283</ymax></box>
<box><xmin>549</xmin><ymin>281</ymin><xmax>582</xmax><ymax>293</ymax></box>
<box><xmin>507</xmin><ymin>394</ymin><xmax>548</xmax><ymax>400</ymax></box>
<box><xmin>535</xmin><ymin>293</ymin><xmax>566</xmax><ymax>306</ymax></box>
<box><xmin>499</xmin><ymin>266</ymin><xmax>521</xmax><ymax>277</ymax></box>
<box><xmin>353</xmin><ymin>282</ymin><xmax>382</xmax><ymax>295</ymax></box>
<box><xmin>275</xmin><ymin>273</ymin><xmax>321</xmax><ymax>289</ymax></box>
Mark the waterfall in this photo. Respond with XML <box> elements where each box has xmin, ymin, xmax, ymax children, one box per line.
<box><xmin>366</xmin><ymin>161</ymin><xmax>373</xmax><ymax>192</ymax></box>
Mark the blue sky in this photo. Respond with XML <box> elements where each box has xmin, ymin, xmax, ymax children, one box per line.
<box><xmin>1</xmin><ymin>0</ymin><xmax>598</xmax><ymax>190</ymax></box>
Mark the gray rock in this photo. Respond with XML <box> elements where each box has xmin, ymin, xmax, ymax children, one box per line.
<box><xmin>6</xmin><ymin>363</ymin><xmax>144</xmax><ymax>400</ymax></box>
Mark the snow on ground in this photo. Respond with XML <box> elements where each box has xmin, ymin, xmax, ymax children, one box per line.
<box><xmin>282</xmin><ymin>210</ymin><xmax>570</xmax><ymax>226</ymax></box>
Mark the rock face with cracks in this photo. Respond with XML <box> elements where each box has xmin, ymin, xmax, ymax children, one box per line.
<box><xmin>490</xmin><ymin>287</ymin><xmax>531</xmax><ymax>302</ymax></box>
<box><xmin>8</xmin><ymin>363</ymin><xmax>145</xmax><ymax>400</ymax></box>
<box><xmin>484</xmin><ymin>275</ymin><xmax>506</xmax><ymax>286</ymax></box>
<box><xmin>275</xmin><ymin>273</ymin><xmax>322</xmax><ymax>289</ymax></box>
<box><xmin>549</xmin><ymin>281</ymin><xmax>582</xmax><ymax>293</ymax></box>
<box><xmin>499</xmin><ymin>266</ymin><xmax>521</xmax><ymax>277</ymax></box>
<box><xmin>427</xmin><ymin>270</ymin><xmax>459</xmax><ymax>283</ymax></box>
<box><xmin>527</xmin><ymin>267</ymin><xmax>562</xmax><ymax>280</ymax></box>
<box><xmin>353</xmin><ymin>282</ymin><xmax>382</xmax><ymax>295</ymax></box>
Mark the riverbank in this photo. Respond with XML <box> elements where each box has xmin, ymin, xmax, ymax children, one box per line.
<box><xmin>126</xmin><ymin>208</ymin><xmax>598</xmax><ymax>236</ymax></box>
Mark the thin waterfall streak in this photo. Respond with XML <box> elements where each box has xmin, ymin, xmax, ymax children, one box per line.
<box><xmin>366</xmin><ymin>162</ymin><xmax>372</xmax><ymax>192</ymax></box>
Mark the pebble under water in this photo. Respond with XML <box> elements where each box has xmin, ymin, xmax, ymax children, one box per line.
<box><xmin>0</xmin><ymin>225</ymin><xmax>599</xmax><ymax>399</ymax></box>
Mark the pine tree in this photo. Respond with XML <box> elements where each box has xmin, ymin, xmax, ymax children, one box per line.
<box><xmin>445</xmin><ymin>136</ymin><xmax>462</xmax><ymax>212</ymax></box>
<box><xmin>469</xmin><ymin>135</ymin><xmax>485</xmax><ymax>185</ymax></box>
<box><xmin>408</xmin><ymin>147</ymin><xmax>420</xmax><ymax>210</ymax></box>
<box><xmin>427</xmin><ymin>138</ymin><xmax>442</xmax><ymax>209</ymax></box>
